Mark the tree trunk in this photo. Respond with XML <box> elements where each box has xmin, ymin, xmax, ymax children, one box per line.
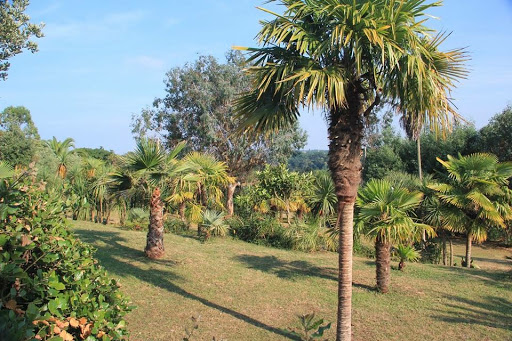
<box><xmin>449</xmin><ymin>238</ymin><xmax>453</xmax><ymax>267</ymax></box>
<box><xmin>442</xmin><ymin>233</ymin><xmax>447</xmax><ymax>266</ymax></box>
<box><xmin>398</xmin><ymin>260</ymin><xmax>405</xmax><ymax>271</ymax></box>
<box><xmin>226</xmin><ymin>182</ymin><xmax>239</xmax><ymax>217</ymax></box>
<box><xmin>328</xmin><ymin>85</ymin><xmax>364</xmax><ymax>341</ymax></box>
<box><xmin>178</xmin><ymin>201</ymin><xmax>186</xmax><ymax>222</ymax></box>
<box><xmin>145</xmin><ymin>187</ymin><xmax>165</xmax><ymax>259</ymax></box>
<box><xmin>375</xmin><ymin>236</ymin><xmax>391</xmax><ymax>293</ymax></box>
<box><xmin>417</xmin><ymin>137</ymin><xmax>427</xmax><ymax>244</ymax></box>
<box><xmin>465</xmin><ymin>232</ymin><xmax>472</xmax><ymax>268</ymax></box>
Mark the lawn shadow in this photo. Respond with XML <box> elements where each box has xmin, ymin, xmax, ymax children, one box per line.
<box><xmin>73</xmin><ymin>228</ymin><xmax>299</xmax><ymax>340</ymax></box>
<box><xmin>234</xmin><ymin>254</ymin><xmax>338</xmax><ymax>282</ymax></box>
<box><xmin>435</xmin><ymin>265</ymin><xmax>511</xmax><ymax>289</ymax></box>
<box><xmin>431</xmin><ymin>294</ymin><xmax>512</xmax><ymax>332</ymax></box>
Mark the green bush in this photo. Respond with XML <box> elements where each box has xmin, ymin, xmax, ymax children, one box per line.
<box><xmin>0</xmin><ymin>172</ymin><xmax>133</xmax><ymax>340</ymax></box>
<box><xmin>229</xmin><ymin>214</ymin><xmax>292</xmax><ymax>249</ymax></box>
<box><xmin>164</xmin><ymin>216</ymin><xmax>188</xmax><ymax>234</ymax></box>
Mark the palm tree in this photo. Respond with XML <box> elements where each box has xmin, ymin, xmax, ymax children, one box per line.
<box><xmin>46</xmin><ymin>137</ymin><xmax>74</xmax><ymax>179</ymax></box>
<box><xmin>114</xmin><ymin>138</ymin><xmax>186</xmax><ymax>259</ymax></box>
<box><xmin>234</xmin><ymin>1</ymin><xmax>467</xmax><ymax>338</ymax></box>
<box><xmin>183</xmin><ymin>152</ymin><xmax>234</xmax><ymax>210</ymax></box>
<box><xmin>199</xmin><ymin>210</ymin><xmax>230</xmax><ymax>240</ymax></box>
<box><xmin>394</xmin><ymin>244</ymin><xmax>420</xmax><ymax>271</ymax></box>
<box><xmin>356</xmin><ymin>179</ymin><xmax>430</xmax><ymax>293</ymax></box>
<box><xmin>429</xmin><ymin>153</ymin><xmax>512</xmax><ymax>268</ymax></box>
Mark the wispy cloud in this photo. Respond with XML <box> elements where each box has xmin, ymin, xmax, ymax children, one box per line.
<box><xmin>125</xmin><ymin>56</ymin><xmax>166</xmax><ymax>70</ymax></box>
<box><xmin>44</xmin><ymin>10</ymin><xmax>149</xmax><ymax>39</ymax></box>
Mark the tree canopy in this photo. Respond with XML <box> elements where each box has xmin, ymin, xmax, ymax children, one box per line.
<box><xmin>132</xmin><ymin>52</ymin><xmax>307</xmax><ymax>178</ymax></box>
<box><xmin>0</xmin><ymin>106</ymin><xmax>39</xmax><ymax>166</ymax></box>
<box><xmin>0</xmin><ymin>0</ymin><xmax>44</xmax><ymax>80</ymax></box>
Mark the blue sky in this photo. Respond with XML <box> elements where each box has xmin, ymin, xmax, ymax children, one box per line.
<box><xmin>1</xmin><ymin>0</ymin><xmax>511</xmax><ymax>154</ymax></box>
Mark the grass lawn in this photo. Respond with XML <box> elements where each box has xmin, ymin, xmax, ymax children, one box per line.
<box><xmin>71</xmin><ymin>221</ymin><xmax>512</xmax><ymax>341</ymax></box>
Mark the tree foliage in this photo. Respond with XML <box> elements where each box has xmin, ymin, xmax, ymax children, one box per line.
<box><xmin>132</xmin><ymin>52</ymin><xmax>307</xmax><ymax>178</ymax></box>
<box><xmin>480</xmin><ymin>106</ymin><xmax>512</xmax><ymax>162</ymax></box>
<box><xmin>0</xmin><ymin>0</ymin><xmax>44</xmax><ymax>80</ymax></box>
<box><xmin>0</xmin><ymin>169</ymin><xmax>132</xmax><ymax>340</ymax></box>
<box><xmin>0</xmin><ymin>106</ymin><xmax>39</xmax><ymax>167</ymax></box>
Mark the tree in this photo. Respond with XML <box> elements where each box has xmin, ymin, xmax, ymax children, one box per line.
<box><xmin>46</xmin><ymin>137</ymin><xmax>75</xmax><ymax>179</ymax></box>
<box><xmin>356</xmin><ymin>179</ymin><xmax>428</xmax><ymax>292</ymax></box>
<box><xmin>112</xmin><ymin>138</ymin><xmax>185</xmax><ymax>259</ymax></box>
<box><xmin>429</xmin><ymin>153</ymin><xmax>512</xmax><ymax>268</ymax></box>
<box><xmin>234</xmin><ymin>1</ymin><xmax>467</xmax><ymax>338</ymax></box>
<box><xmin>0</xmin><ymin>0</ymin><xmax>44</xmax><ymax>80</ymax></box>
<box><xmin>480</xmin><ymin>106</ymin><xmax>512</xmax><ymax>162</ymax></box>
<box><xmin>0</xmin><ymin>106</ymin><xmax>39</xmax><ymax>167</ymax></box>
<box><xmin>132</xmin><ymin>53</ymin><xmax>307</xmax><ymax>215</ymax></box>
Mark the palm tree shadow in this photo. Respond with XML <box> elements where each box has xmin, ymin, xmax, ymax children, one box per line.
<box><xmin>234</xmin><ymin>254</ymin><xmax>338</xmax><ymax>282</ymax></box>
<box><xmin>73</xmin><ymin>228</ymin><xmax>299</xmax><ymax>340</ymax></box>
<box><xmin>431</xmin><ymin>293</ymin><xmax>512</xmax><ymax>331</ymax></box>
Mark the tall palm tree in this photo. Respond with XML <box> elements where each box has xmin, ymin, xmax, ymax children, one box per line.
<box><xmin>114</xmin><ymin>138</ymin><xmax>186</xmax><ymax>259</ymax></box>
<box><xmin>46</xmin><ymin>137</ymin><xmax>74</xmax><ymax>179</ymax></box>
<box><xmin>429</xmin><ymin>153</ymin><xmax>512</xmax><ymax>268</ymax></box>
<box><xmin>356</xmin><ymin>179</ymin><xmax>431</xmax><ymax>293</ymax></box>
<box><xmin>234</xmin><ymin>1</ymin><xmax>467</xmax><ymax>338</ymax></box>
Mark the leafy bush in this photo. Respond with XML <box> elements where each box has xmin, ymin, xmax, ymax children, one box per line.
<box><xmin>229</xmin><ymin>214</ymin><xmax>292</xmax><ymax>249</ymax></box>
<box><xmin>164</xmin><ymin>216</ymin><xmax>188</xmax><ymax>234</ymax></box>
<box><xmin>0</xmin><ymin>171</ymin><xmax>132</xmax><ymax>340</ymax></box>
<box><xmin>419</xmin><ymin>240</ymin><xmax>442</xmax><ymax>264</ymax></box>
<box><xmin>125</xmin><ymin>207</ymin><xmax>149</xmax><ymax>230</ymax></box>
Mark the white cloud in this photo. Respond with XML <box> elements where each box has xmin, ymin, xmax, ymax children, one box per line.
<box><xmin>125</xmin><ymin>56</ymin><xmax>165</xmax><ymax>70</ymax></box>
<box><xmin>43</xmin><ymin>10</ymin><xmax>149</xmax><ymax>40</ymax></box>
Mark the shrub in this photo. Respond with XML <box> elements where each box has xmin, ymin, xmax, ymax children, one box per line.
<box><xmin>164</xmin><ymin>216</ymin><xmax>188</xmax><ymax>234</ymax></box>
<box><xmin>229</xmin><ymin>214</ymin><xmax>292</xmax><ymax>249</ymax></box>
<box><xmin>0</xmin><ymin>171</ymin><xmax>132</xmax><ymax>340</ymax></box>
<box><xmin>125</xmin><ymin>207</ymin><xmax>149</xmax><ymax>230</ymax></box>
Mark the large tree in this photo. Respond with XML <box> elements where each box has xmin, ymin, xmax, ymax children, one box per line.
<box><xmin>234</xmin><ymin>1</ymin><xmax>467</xmax><ymax>339</ymax></box>
<box><xmin>0</xmin><ymin>0</ymin><xmax>44</xmax><ymax>81</ymax></box>
<box><xmin>132</xmin><ymin>52</ymin><xmax>307</xmax><ymax>215</ymax></box>
<box><xmin>0</xmin><ymin>106</ymin><xmax>39</xmax><ymax>167</ymax></box>
<box><xmin>480</xmin><ymin>106</ymin><xmax>512</xmax><ymax>162</ymax></box>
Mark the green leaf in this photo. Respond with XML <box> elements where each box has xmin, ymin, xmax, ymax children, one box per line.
<box><xmin>49</xmin><ymin>281</ymin><xmax>66</xmax><ymax>291</ymax></box>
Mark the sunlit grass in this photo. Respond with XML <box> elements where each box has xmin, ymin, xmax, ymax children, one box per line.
<box><xmin>71</xmin><ymin>221</ymin><xmax>512</xmax><ymax>341</ymax></box>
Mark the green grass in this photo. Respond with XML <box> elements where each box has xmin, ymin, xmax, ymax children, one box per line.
<box><xmin>71</xmin><ymin>221</ymin><xmax>512</xmax><ymax>341</ymax></box>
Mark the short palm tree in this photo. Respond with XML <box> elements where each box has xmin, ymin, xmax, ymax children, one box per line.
<box><xmin>113</xmin><ymin>138</ymin><xmax>186</xmax><ymax>259</ymax></box>
<box><xmin>310</xmin><ymin>171</ymin><xmax>337</xmax><ymax>220</ymax></box>
<box><xmin>199</xmin><ymin>209</ymin><xmax>229</xmax><ymax>240</ymax></box>
<box><xmin>394</xmin><ymin>244</ymin><xmax>420</xmax><ymax>271</ymax></box>
<box><xmin>356</xmin><ymin>179</ymin><xmax>431</xmax><ymax>293</ymax></box>
<box><xmin>234</xmin><ymin>1</ymin><xmax>467</xmax><ymax>338</ymax></box>
<box><xmin>46</xmin><ymin>137</ymin><xmax>74</xmax><ymax>179</ymax></box>
<box><xmin>429</xmin><ymin>153</ymin><xmax>512</xmax><ymax>268</ymax></box>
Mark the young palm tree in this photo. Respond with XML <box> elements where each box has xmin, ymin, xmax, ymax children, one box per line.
<box><xmin>46</xmin><ymin>137</ymin><xmax>74</xmax><ymax>179</ymax></box>
<box><xmin>114</xmin><ymin>138</ymin><xmax>186</xmax><ymax>259</ymax></box>
<box><xmin>199</xmin><ymin>209</ymin><xmax>230</xmax><ymax>240</ymax></box>
<box><xmin>429</xmin><ymin>153</ymin><xmax>512</xmax><ymax>268</ymax></box>
<box><xmin>356</xmin><ymin>179</ymin><xmax>430</xmax><ymax>293</ymax></box>
<box><xmin>394</xmin><ymin>244</ymin><xmax>420</xmax><ymax>271</ymax></box>
<box><xmin>234</xmin><ymin>1</ymin><xmax>467</xmax><ymax>338</ymax></box>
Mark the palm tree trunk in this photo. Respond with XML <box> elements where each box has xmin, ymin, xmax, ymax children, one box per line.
<box><xmin>178</xmin><ymin>202</ymin><xmax>186</xmax><ymax>222</ymax></box>
<box><xmin>442</xmin><ymin>233</ymin><xmax>447</xmax><ymax>266</ymax></box>
<box><xmin>226</xmin><ymin>182</ymin><xmax>239</xmax><ymax>217</ymax></box>
<box><xmin>375</xmin><ymin>236</ymin><xmax>391</xmax><ymax>293</ymax></box>
<box><xmin>449</xmin><ymin>238</ymin><xmax>453</xmax><ymax>267</ymax></box>
<box><xmin>145</xmin><ymin>187</ymin><xmax>165</xmax><ymax>259</ymax></box>
<box><xmin>465</xmin><ymin>232</ymin><xmax>472</xmax><ymax>268</ymax></box>
<box><xmin>328</xmin><ymin>87</ymin><xmax>364</xmax><ymax>341</ymax></box>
